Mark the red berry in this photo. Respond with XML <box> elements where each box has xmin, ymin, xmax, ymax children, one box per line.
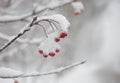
<box><xmin>59</xmin><ymin>32</ymin><xmax>67</xmax><ymax>38</ymax></box>
<box><xmin>43</xmin><ymin>54</ymin><xmax>48</xmax><ymax>58</ymax></box>
<box><xmin>74</xmin><ymin>11</ymin><xmax>80</xmax><ymax>16</ymax></box>
<box><xmin>55</xmin><ymin>38</ymin><xmax>60</xmax><ymax>42</ymax></box>
<box><xmin>55</xmin><ymin>48</ymin><xmax>60</xmax><ymax>53</ymax></box>
<box><xmin>38</xmin><ymin>50</ymin><xmax>43</xmax><ymax>54</ymax></box>
<box><xmin>49</xmin><ymin>52</ymin><xmax>55</xmax><ymax>57</ymax></box>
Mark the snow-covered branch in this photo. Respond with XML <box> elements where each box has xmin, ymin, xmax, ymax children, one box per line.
<box><xmin>0</xmin><ymin>0</ymin><xmax>74</xmax><ymax>23</ymax></box>
<box><xmin>0</xmin><ymin>14</ymin><xmax>70</xmax><ymax>55</ymax></box>
<box><xmin>0</xmin><ymin>17</ymin><xmax>37</xmax><ymax>53</ymax></box>
<box><xmin>0</xmin><ymin>32</ymin><xmax>44</xmax><ymax>44</ymax></box>
<box><xmin>0</xmin><ymin>61</ymin><xmax>86</xmax><ymax>79</ymax></box>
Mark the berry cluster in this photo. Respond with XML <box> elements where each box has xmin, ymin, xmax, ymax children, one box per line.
<box><xmin>36</xmin><ymin>14</ymin><xmax>70</xmax><ymax>58</ymax></box>
<box><xmin>38</xmin><ymin>48</ymin><xmax>60</xmax><ymax>57</ymax></box>
<box><xmin>38</xmin><ymin>31</ymin><xmax>68</xmax><ymax>58</ymax></box>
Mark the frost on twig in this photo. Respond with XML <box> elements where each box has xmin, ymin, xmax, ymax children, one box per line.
<box><xmin>0</xmin><ymin>67</ymin><xmax>23</xmax><ymax>78</ymax></box>
<box><xmin>0</xmin><ymin>61</ymin><xmax>86</xmax><ymax>79</ymax></box>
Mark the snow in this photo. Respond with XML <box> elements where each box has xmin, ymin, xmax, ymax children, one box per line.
<box><xmin>34</xmin><ymin>6</ymin><xmax>46</xmax><ymax>13</ymax></box>
<box><xmin>37</xmin><ymin>14</ymin><xmax>70</xmax><ymax>32</ymax></box>
<box><xmin>1</xmin><ymin>0</ymin><xmax>120</xmax><ymax>83</ymax></box>
<box><xmin>0</xmin><ymin>13</ymin><xmax>32</xmax><ymax>22</ymax></box>
<box><xmin>37</xmin><ymin>15</ymin><xmax>70</xmax><ymax>55</ymax></box>
<box><xmin>0</xmin><ymin>30</ymin><xmax>44</xmax><ymax>44</ymax></box>
<box><xmin>50</xmin><ymin>14</ymin><xmax>70</xmax><ymax>32</ymax></box>
<box><xmin>29</xmin><ymin>38</ymin><xmax>44</xmax><ymax>44</ymax></box>
<box><xmin>19</xmin><ymin>23</ymin><xmax>30</xmax><ymax>34</ymax></box>
<box><xmin>0</xmin><ymin>0</ymin><xmax>73</xmax><ymax>22</ymax></box>
<box><xmin>0</xmin><ymin>78</ymin><xmax>13</xmax><ymax>83</ymax></box>
<box><xmin>38</xmin><ymin>32</ymin><xmax>61</xmax><ymax>54</ymax></box>
<box><xmin>0</xmin><ymin>67</ymin><xmax>23</xmax><ymax>78</ymax></box>
<box><xmin>0</xmin><ymin>33</ymin><xmax>10</xmax><ymax>40</ymax></box>
<box><xmin>47</xmin><ymin>0</ymin><xmax>60</xmax><ymax>9</ymax></box>
<box><xmin>71</xmin><ymin>1</ymin><xmax>84</xmax><ymax>13</ymax></box>
<box><xmin>9</xmin><ymin>36</ymin><xmax>16</xmax><ymax>41</ymax></box>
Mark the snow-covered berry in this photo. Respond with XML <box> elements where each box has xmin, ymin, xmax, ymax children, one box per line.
<box><xmin>71</xmin><ymin>1</ymin><xmax>84</xmax><ymax>15</ymax></box>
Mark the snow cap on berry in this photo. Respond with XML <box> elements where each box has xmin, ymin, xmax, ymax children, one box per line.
<box><xmin>49</xmin><ymin>14</ymin><xmax>70</xmax><ymax>32</ymax></box>
<box><xmin>71</xmin><ymin>1</ymin><xmax>84</xmax><ymax>15</ymax></box>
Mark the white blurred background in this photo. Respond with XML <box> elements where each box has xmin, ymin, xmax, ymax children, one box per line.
<box><xmin>0</xmin><ymin>0</ymin><xmax>120</xmax><ymax>83</ymax></box>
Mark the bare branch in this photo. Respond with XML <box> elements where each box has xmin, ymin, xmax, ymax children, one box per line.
<box><xmin>0</xmin><ymin>61</ymin><xmax>86</xmax><ymax>79</ymax></box>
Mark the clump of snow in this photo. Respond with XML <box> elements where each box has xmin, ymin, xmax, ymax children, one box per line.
<box><xmin>48</xmin><ymin>31</ymin><xmax>61</xmax><ymax>39</ymax></box>
<box><xmin>37</xmin><ymin>14</ymin><xmax>70</xmax><ymax>32</ymax></box>
<box><xmin>71</xmin><ymin>1</ymin><xmax>84</xmax><ymax>13</ymax></box>
<box><xmin>50</xmin><ymin>14</ymin><xmax>70</xmax><ymax>32</ymax></box>
<box><xmin>0</xmin><ymin>67</ymin><xmax>23</xmax><ymax>78</ymax></box>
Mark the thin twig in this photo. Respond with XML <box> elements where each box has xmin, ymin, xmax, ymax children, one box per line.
<box><xmin>36</xmin><ymin>23</ymin><xmax>48</xmax><ymax>38</ymax></box>
<box><xmin>49</xmin><ymin>20</ymin><xmax>59</xmax><ymax>30</ymax></box>
<box><xmin>48</xmin><ymin>22</ymin><xmax>56</xmax><ymax>31</ymax></box>
<box><xmin>0</xmin><ymin>61</ymin><xmax>86</xmax><ymax>79</ymax></box>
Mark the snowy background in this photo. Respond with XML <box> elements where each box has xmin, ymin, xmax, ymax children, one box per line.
<box><xmin>0</xmin><ymin>0</ymin><xmax>120</xmax><ymax>83</ymax></box>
